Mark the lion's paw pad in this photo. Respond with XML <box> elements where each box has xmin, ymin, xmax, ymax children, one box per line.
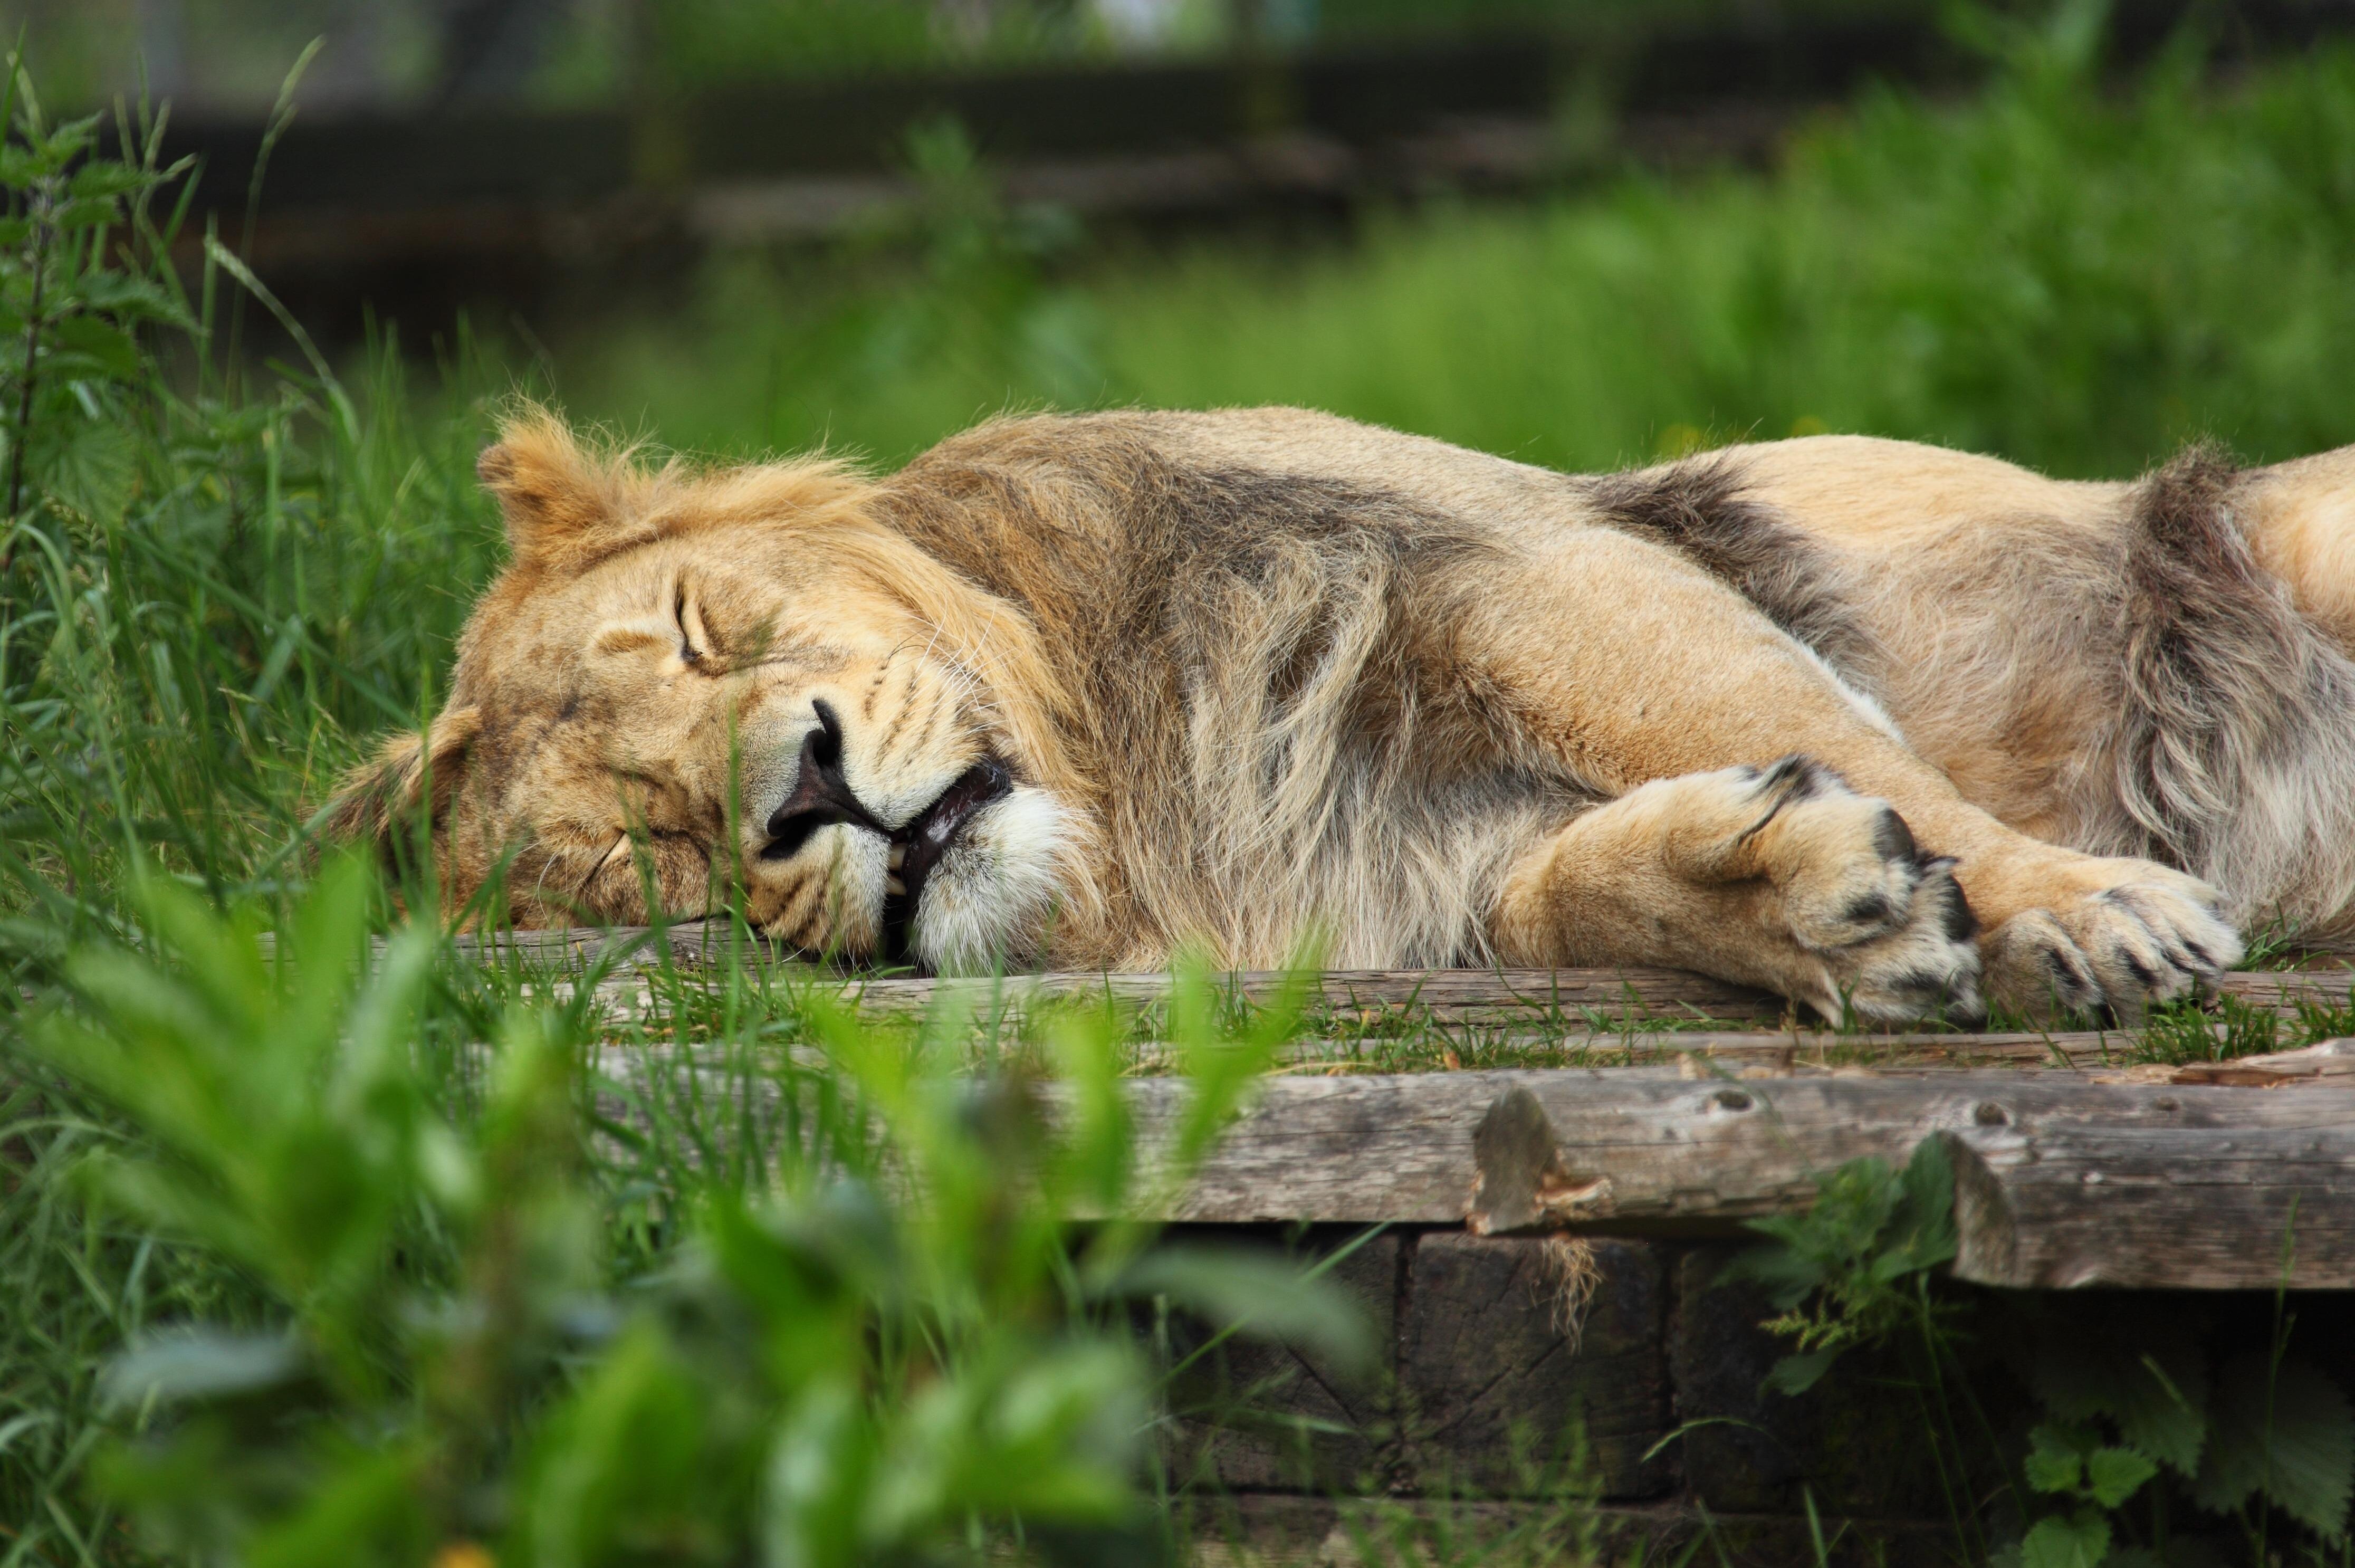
<box><xmin>1722</xmin><ymin>757</ymin><xmax>1984</xmax><ymax>1024</ymax></box>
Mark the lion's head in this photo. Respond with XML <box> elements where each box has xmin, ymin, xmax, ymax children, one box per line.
<box><xmin>324</xmin><ymin>413</ymin><xmax>1089</xmax><ymax>972</ymax></box>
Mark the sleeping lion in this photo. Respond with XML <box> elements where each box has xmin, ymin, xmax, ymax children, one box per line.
<box><xmin>327</xmin><ymin>407</ymin><xmax>2355</xmax><ymax>1022</ymax></box>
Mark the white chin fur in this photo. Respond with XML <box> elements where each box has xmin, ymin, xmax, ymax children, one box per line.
<box><xmin>911</xmin><ymin>785</ymin><xmax>1071</xmax><ymax>973</ymax></box>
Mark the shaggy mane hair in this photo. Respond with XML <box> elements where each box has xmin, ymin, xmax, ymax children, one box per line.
<box><xmin>2102</xmin><ymin>446</ymin><xmax>2355</xmax><ymax>930</ymax></box>
<box><xmin>874</xmin><ymin>420</ymin><xmax>1594</xmax><ymax>967</ymax></box>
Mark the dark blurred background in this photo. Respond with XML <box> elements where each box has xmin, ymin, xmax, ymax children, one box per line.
<box><xmin>3</xmin><ymin>0</ymin><xmax>1888</xmax><ymax>112</ymax></box>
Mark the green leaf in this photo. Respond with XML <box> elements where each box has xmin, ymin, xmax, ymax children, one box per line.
<box><xmin>245</xmin><ymin>1442</ymin><xmax>431</xmax><ymax>1568</ymax></box>
<box><xmin>2022</xmin><ymin>1512</ymin><xmax>2111</xmax><ymax>1568</ymax></box>
<box><xmin>2191</xmin><ymin>1353</ymin><xmax>2354</xmax><ymax>1540</ymax></box>
<box><xmin>1764</xmin><ymin>1347</ymin><xmax>1843</xmax><ymax>1397</ymax></box>
<box><xmin>35</xmin><ymin>416</ymin><xmax>138</xmax><ymax>524</ymax></box>
<box><xmin>2084</xmin><ymin>1446</ymin><xmax>2159</xmax><ymax>1509</ymax></box>
<box><xmin>73</xmin><ymin>270</ymin><xmax>191</xmax><ymax>324</ymax></box>
<box><xmin>51</xmin><ymin>195</ymin><xmax>124</xmax><ymax>230</ymax></box>
<box><xmin>1044</xmin><ymin>1007</ymin><xmax>1132</xmax><ymax>1215</ymax></box>
<box><xmin>2026</xmin><ymin>1425</ymin><xmax>2090</xmax><ymax>1495</ymax></box>
<box><xmin>2033</xmin><ymin>1322</ymin><xmax>2210</xmax><ymax>1477</ymax></box>
<box><xmin>68</xmin><ymin>161</ymin><xmax>149</xmax><ymax>201</ymax></box>
<box><xmin>50</xmin><ymin>314</ymin><xmax>142</xmax><ymax>381</ymax></box>
<box><xmin>1717</xmin><ymin>1226</ymin><xmax>1831</xmax><ymax>1309</ymax></box>
<box><xmin>516</xmin><ymin>1320</ymin><xmax>717</xmax><ymax>1567</ymax></box>
<box><xmin>1889</xmin><ymin>1134</ymin><xmax>1959</xmax><ymax>1270</ymax></box>
<box><xmin>1163</xmin><ymin>952</ymin><xmax>1288</xmax><ymax>1179</ymax></box>
<box><xmin>763</xmin><ymin>1376</ymin><xmax>872</xmax><ymax>1568</ymax></box>
<box><xmin>1115</xmin><ymin>1245</ymin><xmax>1374</xmax><ymax>1376</ymax></box>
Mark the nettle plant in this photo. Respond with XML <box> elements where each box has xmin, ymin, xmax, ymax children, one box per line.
<box><xmin>1728</xmin><ymin>1143</ymin><xmax>2355</xmax><ymax>1567</ymax></box>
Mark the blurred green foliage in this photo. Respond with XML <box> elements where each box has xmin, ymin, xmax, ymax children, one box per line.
<box><xmin>16</xmin><ymin>858</ymin><xmax>1359</xmax><ymax>1564</ymax></box>
<box><xmin>554</xmin><ymin>34</ymin><xmax>2355</xmax><ymax>479</ymax></box>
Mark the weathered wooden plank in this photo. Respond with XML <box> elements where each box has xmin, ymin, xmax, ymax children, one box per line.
<box><xmin>2154</xmin><ymin>1038</ymin><xmax>2355</xmax><ymax>1086</ymax></box>
<box><xmin>555</xmin><ymin>962</ymin><xmax>2348</xmax><ymax>1037</ymax></box>
<box><xmin>668</xmin><ymin>957</ymin><xmax>1791</xmax><ymax>1026</ymax></box>
<box><xmin>284</xmin><ymin>916</ymin><xmax>2355</xmax><ymax>1024</ymax></box>
<box><xmin>2218</xmin><ymin>967</ymin><xmax>2355</xmax><ymax>1012</ymax></box>
<box><xmin>576</xmin><ymin>1037</ymin><xmax>2354</xmax><ymax>1286</ymax></box>
<box><xmin>1111</xmin><ymin>1069</ymin><xmax>2355</xmax><ymax>1289</ymax></box>
<box><xmin>625</xmin><ymin>964</ymin><xmax>2346</xmax><ymax>1029</ymax></box>
<box><xmin>578</xmin><ymin>1029</ymin><xmax>2147</xmax><ymax>1098</ymax></box>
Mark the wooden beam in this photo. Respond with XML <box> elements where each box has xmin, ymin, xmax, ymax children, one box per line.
<box><xmin>1103</xmin><ymin>1068</ymin><xmax>2355</xmax><ymax>1289</ymax></box>
<box><xmin>287</xmin><ymin>918</ymin><xmax>2355</xmax><ymax>1025</ymax></box>
<box><xmin>2149</xmin><ymin>1038</ymin><xmax>2355</xmax><ymax>1087</ymax></box>
<box><xmin>2218</xmin><ymin>967</ymin><xmax>2354</xmax><ymax>1013</ymax></box>
<box><xmin>573</xmin><ymin>959</ymin><xmax>2352</xmax><ymax>1032</ymax></box>
<box><xmin>1270</xmin><ymin>1030</ymin><xmax>2143</xmax><ymax>1072</ymax></box>
<box><xmin>831</xmin><ymin>967</ymin><xmax>1788</xmax><ymax>1024</ymax></box>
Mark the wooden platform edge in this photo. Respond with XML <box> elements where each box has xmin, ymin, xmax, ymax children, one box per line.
<box><xmin>283</xmin><ymin>920</ymin><xmax>2355</xmax><ymax>1026</ymax></box>
<box><xmin>1103</xmin><ymin>1068</ymin><xmax>2355</xmax><ymax>1291</ymax></box>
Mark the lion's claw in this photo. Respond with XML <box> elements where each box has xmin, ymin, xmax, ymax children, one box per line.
<box><xmin>1981</xmin><ymin>862</ymin><xmax>2241</xmax><ymax>1019</ymax></box>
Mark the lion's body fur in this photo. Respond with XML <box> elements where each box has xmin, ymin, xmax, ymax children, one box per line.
<box><xmin>330</xmin><ymin>406</ymin><xmax>2355</xmax><ymax>1017</ymax></box>
<box><xmin>1732</xmin><ymin>436</ymin><xmax>2355</xmax><ymax>935</ymax></box>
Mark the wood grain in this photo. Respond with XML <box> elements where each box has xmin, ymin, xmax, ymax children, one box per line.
<box><xmin>276</xmin><ymin>918</ymin><xmax>2355</xmax><ymax>1024</ymax></box>
<box><xmin>2155</xmin><ymin>1038</ymin><xmax>2355</xmax><ymax>1086</ymax></box>
<box><xmin>1103</xmin><ymin>1068</ymin><xmax>2355</xmax><ymax>1289</ymax></box>
<box><xmin>804</xmin><ymin>962</ymin><xmax>2347</xmax><ymax>1022</ymax></box>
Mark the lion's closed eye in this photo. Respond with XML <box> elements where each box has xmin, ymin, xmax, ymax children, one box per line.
<box><xmin>588</xmin><ymin>577</ymin><xmax>722</xmax><ymax>664</ymax></box>
<box><xmin>675</xmin><ymin>578</ymin><xmax>724</xmax><ymax>668</ymax></box>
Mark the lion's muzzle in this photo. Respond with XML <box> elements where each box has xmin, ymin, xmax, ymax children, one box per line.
<box><xmin>760</xmin><ymin>699</ymin><xmax>887</xmax><ymax>858</ymax></box>
<box><xmin>757</xmin><ymin>696</ymin><xmax>1020</xmax><ymax>963</ymax></box>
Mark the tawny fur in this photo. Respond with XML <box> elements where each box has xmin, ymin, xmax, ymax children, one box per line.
<box><xmin>1736</xmin><ymin>436</ymin><xmax>2355</xmax><ymax>938</ymax></box>
<box><xmin>326</xmin><ymin>406</ymin><xmax>2355</xmax><ymax>1020</ymax></box>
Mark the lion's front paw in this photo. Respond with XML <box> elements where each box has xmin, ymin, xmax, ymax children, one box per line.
<box><xmin>1980</xmin><ymin>859</ymin><xmax>2242</xmax><ymax>1019</ymax></box>
<box><xmin>1680</xmin><ymin>757</ymin><xmax>1985</xmax><ymax>1024</ymax></box>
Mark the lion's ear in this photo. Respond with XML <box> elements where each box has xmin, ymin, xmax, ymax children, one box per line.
<box><xmin>319</xmin><ymin>706</ymin><xmax>482</xmax><ymax>857</ymax></box>
<box><xmin>477</xmin><ymin>411</ymin><xmax>633</xmax><ymax>573</ymax></box>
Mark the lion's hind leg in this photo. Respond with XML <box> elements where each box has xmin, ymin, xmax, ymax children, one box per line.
<box><xmin>1494</xmin><ymin>756</ymin><xmax>1983</xmax><ymax>1024</ymax></box>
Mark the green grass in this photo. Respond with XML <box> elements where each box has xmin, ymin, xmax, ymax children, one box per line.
<box><xmin>548</xmin><ymin>41</ymin><xmax>2355</xmax><ymax>480</ymax></box>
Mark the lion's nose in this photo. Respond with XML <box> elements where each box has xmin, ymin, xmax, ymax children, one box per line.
<box><xmin>762</xmin><ymin>699</ymin><xmax>886</xmax><ymax>857</ymax></box>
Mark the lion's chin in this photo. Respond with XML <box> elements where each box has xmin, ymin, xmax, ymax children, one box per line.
<box><xmin>907</xmin><ymin>785</ymin><xmax>1073</xmax><ymax>974</ymax></box>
